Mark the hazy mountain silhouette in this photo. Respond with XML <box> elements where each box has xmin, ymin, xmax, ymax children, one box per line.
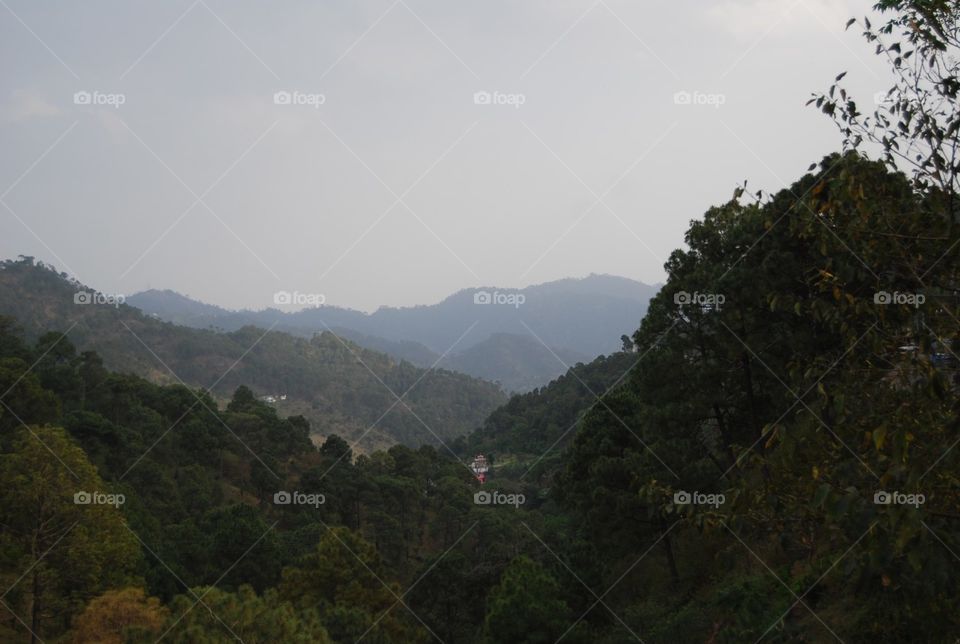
<box><xmin>128</xmin><ymin>274</ymin><xmax>658</xmax><ymax>391</ymax></box>
<box><xmin>0</xmin><ymin>258</ymin><xmax>505</xmax><ymax>451</ymax></box>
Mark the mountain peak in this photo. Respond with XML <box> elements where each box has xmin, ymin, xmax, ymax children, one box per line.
<box><xmin>123</xmin><ymin>273</ymin><xmax>659</xmax><ymax>392</ymax></box>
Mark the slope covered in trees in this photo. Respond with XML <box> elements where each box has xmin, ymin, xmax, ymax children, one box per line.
<box><xmin>556</xmin><ymin>149</ymin><xmax>959</xmax><ymax>640</ymax></box>
<box><xmin>548</xmin><ymin>4</ymin><xmax>960</xmax><ymax>635</ymax></box>
<box><xmin>458</xmin><ymin>350</ymin><xmax>639</xmax><ymax>481</ymax></box>
<box><xmin>127</xmin><ymin>274</ymin><xmax>657</xmax><ymax>392</ymax></box>
<box><xmin>6</xmin><ymin>154</ymin><xmax>954</xmax><ymax>640</ymax></box>
<box><xmin>0</xmin><ymin>260</ymin><xmax>506</xmax><ymax>450</ymax></box>
<box><xmin>0</xmin><ymin>314</ymin><xmax>568</xmax><ymax>642</ymax></box>
<box><xmin>1</xmin><ymin>1</ymin><xmax>959</xmax><ymax>642</ymax></box>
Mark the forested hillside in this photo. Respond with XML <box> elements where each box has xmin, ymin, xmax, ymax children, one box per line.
<box><xmin>555</xmin><ymin>149</ymin><xmax>959</xmax><ymax>640</ymax></box>
<box><xmin>0</xmin><ymin>322</ymin><xmax>529</xmax><ymax>642</ymax></box>
<box><xmin>127</xmin><ymin>274</ymin><xmax>656</xmax><ymax>391</ymax></box>
<box><xmin>0</xmin><ymin>259</ymin><xmax>506</xmax><ymax>450</ymax></box>
<box><xmin>458</xmin><ymin>350</ymin><xmax>639</xmax><ymax>481</ymax></box>
<box><xmin>1</xmin><ymin>1</ymin><xmax>958</xmax><ymax>642</ymax></box>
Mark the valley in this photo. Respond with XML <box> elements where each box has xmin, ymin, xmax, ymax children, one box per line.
<box><xmin>127</xmin><ymin>274</ymin><xmax>658</xmax><ymax>392</ymax></box>
<box><xmin>1</xmin><ymin>1</ymin><xmax>958</xmax><ymax>641</ymax></box>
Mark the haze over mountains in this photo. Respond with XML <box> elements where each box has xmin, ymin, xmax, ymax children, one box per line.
<box><xmin>128</xmin><ymin>274</ymin><xmax>659</xmax><ymax>391</ymax></box>
<box><xmin>0</xmin><ymin>258</ymin><xmax>657</xmax><ymax>449</ymax></box>
<box><xmin>0</xmin><ymin>258</ymin><xmax>506</xmax><ymax>452</ymax></box>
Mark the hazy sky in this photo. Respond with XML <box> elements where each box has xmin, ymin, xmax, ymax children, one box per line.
<box><xmin>1</xmin><ymin>0</ymin><xmax>889</xmax><ymax>312</ymax></box>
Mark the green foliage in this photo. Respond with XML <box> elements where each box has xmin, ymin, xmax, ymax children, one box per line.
<box><xmin>483</xmin><ymin>556</ymin><xmax>570</xmax><ymax>644</ymax></box>
<box><xmin>0</xmin><ymin>259</ymin><xmax>506</xmax><ymax>450</ymax></box>
<box><xmin>0</xmin><ymin>425</ymin><xmax>141</xmax><ymax>640</ymax></box>
<box><xmin>68</xmin><ymin>587</ymin><xmax>168</xmax><ymax>644</ymax></box>
<box><xmin>163</xmin><ymin>585</ymin><xmax>331</xmax><ymax>643</ymax></box>
<box><xmin>0</xmin><ymin>4</ymin><xmax>958</xmax><ymax>641</ymax></box>
<box><xmin>280</xmin><ymin>527</ymin><xmax>428</xmax><ymax>643</ymax></box>
<box><xmin>557</xmin><ymin>150</ymin><xmax>960</xmax><ymax>640</ymax></box>
<box><xmin>814</xmin><ymin>0</ymin><xmax>960</xmax><ymax>202</ymax></box>
<box><xmin>462</xmin><ymin>351</ymin><xmax>639</xmax><ymax>482</ymax></box>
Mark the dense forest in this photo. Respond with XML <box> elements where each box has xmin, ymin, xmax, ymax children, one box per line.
<box><xmin>1</xmin><ymin>0</ymin><xmax>959</xmax><ymax>641</ymax></box>
<box><xmin>0</xmin><ymin>259</ymin><xmax>506</xmax><ymax>451</ymax></box>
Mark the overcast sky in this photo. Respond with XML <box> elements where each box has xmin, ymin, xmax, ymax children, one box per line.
<box><xmin>0</xmin><ymin>0</ymin><xmax>889</xmax><ymax>312</ymax></box>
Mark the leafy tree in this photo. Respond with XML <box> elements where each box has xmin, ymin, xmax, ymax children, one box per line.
<box><xmin>280</xmin><ymin>527</ymin><xmax>427</xmax><ymax>643</ymax></box>
<box><xmin>483</xmin><ymin>556</ymin><xmax>570</xmax><ymax>644</ymax></box>
<box><xmin>320</xmin><ymin>433</ymin><xmax>352</xmax><ymax>461</ymax></box>
<box><xmin>557</xmin><ymin>149</ymin><xmax>960</xmax><ymax>640</ymax></box>
<box><xmin>0</xmin><ymin>358</ymin><xmax>59</xmax><ymax>434</ymax></box>
<box><xmin>0</xmin><ymin>316</ymin><xmax>30</xmax><ymax>362</ymax></box>
<box><xmin>69</xmin><ymin>587</ymin><xmax>168</xmax><ymax>644</ymax></box>
<box><xmin>815</xmin><ymin>0</ymin><xmax>960</xmax><ymax>205</ymax></box>
<box><xmin>163</xmin><ymin>585</ymin><xmax>330</xmax><ymax>643</ymax></box>
<box><xmin>406</xmin><ymin>551</ymin><xmax>484</xmax><ymax>643</ymax></box>
<box><xmin>0</xmin><ymin>425</ymin><xmax>140</xmax><ymax>641</ymax></box>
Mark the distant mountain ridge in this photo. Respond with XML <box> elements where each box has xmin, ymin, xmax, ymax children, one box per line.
<box><xmin>128</xmin><ymin>274</ymin><xmax>659</xmax><ymax>391</ymax></box>
<box><xmin>0</xmin><ymin>258</ymin><xmax>506</xmax><ymax>451</ymax></box>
